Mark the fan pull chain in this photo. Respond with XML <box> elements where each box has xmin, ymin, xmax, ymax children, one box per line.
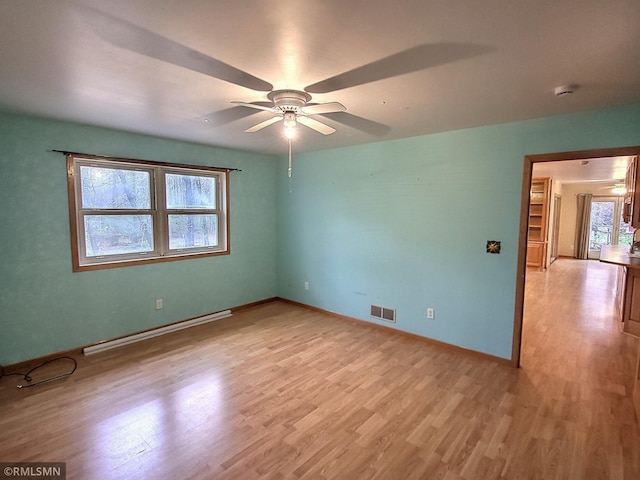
<box><xmin>288</xmin><ymin>137</ymin><xmax>293</xmax><ymax>194</ymax></box>
<box><xmin>288</xmin><ymin>137</ymin><xmax>292</xmax><ymax>178</ymax></box>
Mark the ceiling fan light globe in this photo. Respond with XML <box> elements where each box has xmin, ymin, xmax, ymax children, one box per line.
<box><xmin>283</xmin><ymin>112</ymin><xmax>297</xmax><ymax>127</ymax></box>
<box><xmin>612</xmin><ymin>184</ymin><xmax>627</xmax><ymax>195</ymax></box>
<box><xmin>285</xmin><ymin>126</ymin><xmax>296</xmax><ymax>139</ymax></box>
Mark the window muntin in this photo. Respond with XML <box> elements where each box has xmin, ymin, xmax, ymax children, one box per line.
<box><xmin>68</xmin><ymin>155</ymin><xmax>229</xmax><ymax>271</ymax></box>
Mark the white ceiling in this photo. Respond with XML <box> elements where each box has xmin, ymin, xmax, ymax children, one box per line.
<box><xmin>533</xmin><ymin>156</ymin><xmax>633</xmax><ymax>184</ymax></box>
<box><xmin>1</xmin><ymin>0</ymin><xmax>639</xmax><ymax>155</ymax></box>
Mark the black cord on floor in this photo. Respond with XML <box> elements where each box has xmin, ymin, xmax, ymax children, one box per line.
<box><xmin>0</xmin><ymin>356</ymin><xmax>78</xmax><ymax>389</ymax></box>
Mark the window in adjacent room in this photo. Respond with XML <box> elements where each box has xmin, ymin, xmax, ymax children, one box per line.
<box><xmin>67</xmin><ymin>154</ymin><xmax>229</xmax><ymax>271</ymax></box>
<box><xmin>587</xmin><ymin>196</ymin><xmax>633</xmax><ymax>259</ymax></box>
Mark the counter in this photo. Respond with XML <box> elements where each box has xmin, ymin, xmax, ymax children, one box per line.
<box><xmin>599</xmin><ymin>245</ymin><xmax>640</xmax><ymax>422</ymax></box>
<box><xmin>599</xmin><ymin>245</ymin><xmax>640</xmax><ymax>336</ymax></box>
<box><xmin>599</xmin><ymin>244</ymin><xmax>640</xmax><ymax>270</ymax></box>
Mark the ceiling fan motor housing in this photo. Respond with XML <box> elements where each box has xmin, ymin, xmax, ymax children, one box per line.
<box><xmin>236</xmin><ymin>89</ymin><xmax>342</xmax><ymax>135</ymax></box>
<box><xmin>268</xmin><ymin>90</ymin><xmax>312</xmax><ymax>112</ymax></box>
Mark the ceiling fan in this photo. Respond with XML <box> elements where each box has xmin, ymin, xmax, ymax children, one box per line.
<box><xmin>231</xmin><ymin>90</ymin><xmax>346</xmax><ymax>136</ymax></box>
<box><xmin>83</xmin><ymin>6</ymin><xmax>492</xmax><ymax>141</ymax></box>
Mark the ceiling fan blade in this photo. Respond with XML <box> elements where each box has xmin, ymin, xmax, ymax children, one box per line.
<box><xmin>230</xmin><ymin>101</ymin><xmax>278</xmax><ymax>113</ymax></box>
<box><xmin>81</xmin><ymin>6</ymin><xmax>273</xmax><ymax>92</ymax></box>
<box><xmin>245</xmin><ymin>116</ymin><xmax>282</xmax><ymax>133</ymax></box>
<box><xmin>297</xmin><ymin>116</ymin><xmax>336</xmax><ymax>135</ymax></box>
<box><xmin>319</xmin><ymin>112</ymin><xmax>390</xmax><ymax>137</ymax></box>
<box><xmin>299</xmin><ymin>102</ymin><xmax>347</xmax><ymax>115</ymax></box>
<box><xmin>305</xmin><ymin>42</ymin><xmax>493</xmax><ymax>94</ymax></box>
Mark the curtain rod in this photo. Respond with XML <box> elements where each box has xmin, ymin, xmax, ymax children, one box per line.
<box><xmin>50</xmin><ymin>149</ymin><xmax>242</xmax><ymax>172</ymax></box>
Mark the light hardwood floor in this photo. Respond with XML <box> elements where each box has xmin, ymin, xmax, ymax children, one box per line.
<box><xmin>1</xmin><ymin>258</ymin><xmax>639</xmax><ymax>479</ymax></box>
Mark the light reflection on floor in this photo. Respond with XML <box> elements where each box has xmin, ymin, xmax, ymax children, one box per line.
<box><xmin>87</xmin><ymin>375</ymin><xmax>223</xmax><ymax>479</ymax></box>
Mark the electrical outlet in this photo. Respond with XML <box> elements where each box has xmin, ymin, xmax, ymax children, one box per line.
<box><xmin>156</xmin><ymin>298</ymin><xmax>163</xmax><ymax>310</ymax></box>
<box><xmin>427</xmin><ymin>308</ymin><xmax>435</xmax><ymax>319</ymax></box>
<box><xmin>304</xmin><ymin>281</ymin><xmax>309</xmax><ymax>290</ymax></box>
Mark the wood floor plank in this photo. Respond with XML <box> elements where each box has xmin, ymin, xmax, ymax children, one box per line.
<box><xmin>1</xmin><ymin>258</ymin><xmax>639</xmax><ymax>478</ymax></box>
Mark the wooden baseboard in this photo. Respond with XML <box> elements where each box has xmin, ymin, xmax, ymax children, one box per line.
<box><xmin>231</xmin><ymin>297</ymin><xmax>278</xmax><ymax>313</ymax></box>
<box><xmin>3</xmin><ymin>295</ymin><xmax>512</xmax><ymax>374</ymax></box>
<box><xmin>2</xmin><ymin>297</ymin><xmax>279</xmax><ymax>372</ymax></box>
<box><xmin>276</xmin><ymin>297</ymin><xmax>514</xmax><ymax>367</ymax></box>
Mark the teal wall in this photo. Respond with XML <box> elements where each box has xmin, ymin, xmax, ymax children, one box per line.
<box><xmin>0</xmin><ymin>112</ymin><xmax>278</xmax><ymax>365</ymax></box>
<box><xmin>3</xmin><ymin>103</ymin><xmax>640</xmax><ymax>365</ymax></box>
<box><xmin>277</xmin><ymin>103</ymin><xmax>640</xmax><ymax>359</ymax></box>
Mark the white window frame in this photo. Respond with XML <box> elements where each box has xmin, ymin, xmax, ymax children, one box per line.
<box><xmin>67</xmin><ymin>154</ymin><xmax>229</xmax><ymax>271</ymax></box>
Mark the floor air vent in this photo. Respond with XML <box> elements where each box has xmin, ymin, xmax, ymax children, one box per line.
<box><xmin>370</xmin><ymin>305</ymin><xmax>396</xmax><ymax>323</ymax></box>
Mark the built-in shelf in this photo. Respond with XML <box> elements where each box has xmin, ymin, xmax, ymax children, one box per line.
<box><xmin>527</xmin><ymin>178</ymin><xmax>550</xmax><ymax>269</ymax></box>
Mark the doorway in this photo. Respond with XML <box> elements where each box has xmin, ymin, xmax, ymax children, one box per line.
<box><xmin>512</xmin><ymin>146</ymin><xmax>640</xmax><ymax>367</ymax></box>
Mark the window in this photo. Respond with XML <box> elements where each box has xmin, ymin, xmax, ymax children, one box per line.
<box><xmin>67</xmin><ymin>154</ymin><xmax>229</xmax><ymax>271</ymax></box>
<box><xmin>587</xmin><ymin>196</ymin><xmax>632</xmax><ymax>259</ymax></box>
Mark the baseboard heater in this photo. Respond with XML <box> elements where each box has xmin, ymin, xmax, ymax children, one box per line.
<box><xmin>83</xmin><ymin>309</ymin><xmax>232</xmax><ymax>355</ymax></box>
